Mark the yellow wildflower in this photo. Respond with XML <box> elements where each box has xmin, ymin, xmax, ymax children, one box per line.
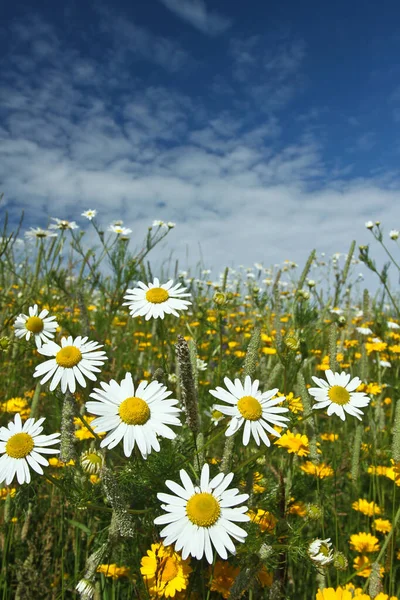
<box><xmin>352</xmin><ymin>499</ymin><xmax>382</xmax><ymax>517</ymax></box>
<box><xmin>350</xmin><ymin>532</ymin><xmax>380</xmax><ymax>553</ymax></box>
<box><xmin>300</xmin><ymin>461</ymin><xmax>334</xmax><ymax>478</ymax></box>
<box><xmin>97</xmin><ymin>564</ymin><xmax>131</xmax><ymax>579</ymax></box>
<box><xmin>141</xmin><ymin>542</ymin><xmax>191</xmax><ymax>598</ymax></box>
<box><xmin>374</xmin><ymin>519</ymin><xmax>392</xmax><ymax>534</ymax></box>
<box><xmin>247</xmin><ymin>509</ymin><xmax>277</xmax><ymax>532</ymax></box>
<box><xmin>209</xmin><ymin>561</ymin><xmax>239</xmax><ymax>599</ymax></box>
<box><xmin>274</xmin><ymin>430</ymin><xmax>309</xmax><ymax>456</ymax></box>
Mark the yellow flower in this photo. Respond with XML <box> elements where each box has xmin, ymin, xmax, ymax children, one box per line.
<box><xmin>282</xmin><ymin>392</ymin><xmax>303</xmax><ymax>413</ymax></box>
<box><xmin>288</xmin><ymin>498</ymin><xmax>307</xmax><ymax>517</ymax></box>
<box><xmin>261</xmin><ymin>347</ymin><xmax>277</xmax><ymax>355</ymax></box>
<box><xmin>209</xmin><ymin>561</ymin><xmax>239</xmax><ymax>599</ymax></box>
<box><xmin>300</xmin><ymin>461</ymin><xmax>334</xmax><ymax>478</ymax></box>
<box><xmin>353</xmin><ymin>555</ymin><xmax>384</xmax><ymax>578</ymax></box>
<box><xmin>257</xmin><ymin>566</ymin><xmax>273</xmax><ymax>588</ymax></box>
<box><xmin>48</xmin><ymin>458</ymin><xmax>75</xmax><ymax>468</ymax></box>
<box><xmin>316</xmin><ymin>587</ymin><xmax>366</xmax><ymax>599</ymax></box>
<box><xmin>0</xmin><ymin>488</ymin><xmax>16</xmax><ymax>500</ymax></box>
<box><xmin>274</xmin><ymin>430</ymin><xmax>309</xmax><ymax>456</ymax></box>
<box><xmin>1</xmin><ymin>397</ymin><xmax>30</xmax><ymax>419</ymax></box>
<box><xmin>74</xmin><ymin>416</ymin><xmax>105</xmax><ymax>440</ymax></box>
<box><xmin>247</xmin><ymin>509</ymin><xmax>277</xmax><ymax>532</ymax></box>
<box><xmin>350</xmin><ymin>532</ymin><xmax>380</xmax><ymax>553</ymax></box>
<box><xmin>374</xmin><ymin>518</ymin><xmax>392</xmax><ymax>534</ymax></box>
<box><xmin>140</xmin><ymin>542</ymin><xmax>192</xmax><ymax>598</ymax></box>
<box><xmin>365</xmin><ymin>342</ymin><xmax>387</xmax><ymax>354</ymax></box>
<box><xmin>352</xmin><ymin>499</ymin><xmax>382</xmax><ymax>517</ymax></box>
<box><xmin>97</xmin><ymin>564</ymin><xmax>131</xmax><ymax>580</ymax></box>
<box><xmin>356</xmin><ymin>382</ymin><xmax>382</xmax><ymax>396</ymax></box>
<box><xmin>320</xmin><ymin>433</ymin><xmax>339</xmax><ymax>442</ymax></box>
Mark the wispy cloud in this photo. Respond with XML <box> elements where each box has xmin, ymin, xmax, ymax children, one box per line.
<box><xmin>158</xmin><ymin>0</ymin><xmax>231</xmax><ymax>35</ymax></box>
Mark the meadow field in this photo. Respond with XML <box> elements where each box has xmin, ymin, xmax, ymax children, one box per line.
<box><xmin>0</xmin><ymin>212</ymin><xmax>399</xmax><ymax>600</ymax></box>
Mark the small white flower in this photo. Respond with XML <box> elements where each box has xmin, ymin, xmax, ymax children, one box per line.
<box><xmin>81</xmin><ymin>209</ymin><xmax>97</xmax><ymax>220</ymax></box>
<box><xmin>0</xmin><ymin>414</ymin><xmax>60</xmax><ymax>485</ymax></box>
<box><xmin>154</xmin><ymin>463</ymin><xmax>250</xmax><ymax>563</ymax></box>
<box><xmin>108</xmin><ymin>224</ymin><xmax>132</xmax><ymax>235</ymax></box>
<box><xmin>387</xmin><ymin>321</ymin><xmax>400</xmax><ymax>330</ymax></box>
<box><xmin>365</xmin><ymin>221</ymin><xmax>374</xmax><ymax>229</ymax></box>
<box><xmin>49</xmin><ymin>218</ymin><xmax>79</xmax><ymax>230</ymax></box>
<box><xmin>86</xmin><ymin>373</ymin><xmax>181</xmax><ymax>459</ymax></box>
<box><xmin>209</xmin><ymin>376</ymin><xmax>289</xmax><ymax>447</ymax></box>
<box><xmin>33</xmin><ymin>336</ymin><xmax>107</xmax><ymax>394</ymax></box>
<box><xmin>308</xmin><ymin>538</ymin><xmax>333</xmax><ymax>565</ymax></box>
<box><xmin>380</xmin><ymin>360</ymin><xmax>392</xmax><ymax>368</ymax></box>
<box><xmin>389</xmin><ymin>229</ymin><xmax>399</xmax><ymax>240</ymax></box>
<box><xmin>309</xmin><ymin>369</ymin><xmax>370</xmax><ymax>421</ymax></box>
<box><xmin>196</xmin><ymin>358</ymin><xmax>208</xmax><ymax>371</ymax></box>
<box><xmin>167</xmin><ymin>221</ymin><xmax>176</xmax><ymax>228</ymax></box>
<box><xmin>356</xmin><ymin>326</ymin><xmax>373</xmax><ymax>335</ymax></box>
<box><xmin>14</xmin><ymin>304</ymin><xmax>59</xmax><ymax>348</ymax></box>
<box><xmin>25</xmin><ymin>227</ymin><xmax>58</xmax><ymax>239</ymax></box>
<box><xmin>152</xmin><ymin>220</ymin><xmax>167</xmax><ymax>228</ymax></box>
<box><xmin>123</xmin><ymin>277</ymin><xmax>192</xmax><ymax>320</ymax></box>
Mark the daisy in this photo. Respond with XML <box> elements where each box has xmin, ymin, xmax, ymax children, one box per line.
<box><xmin>33</xmin><ymin>336</ymin><xmax>107</xmax><ymax>394</ymax></box>
<box><xmin>49</xmin><ymin>217</ymin><xmax>79</xmax><ymax>230</ymax></box>
<box><xmin>308</xmin><ymin>538</ymin><xmax>334</xmax><ymax>566</ymax></box>
<box><xmin>108</xmin><ymin>224</ymin><xmax>132</xmax><ymax>235</ymax></box>
<box><xmin>0</xmin><ymin>413</ymin><xmax>60</xmax><ymax>485</ymax></box>
<box><xmin>25</xmin><ymin>227</ymin><xmax>58</xmax><ymax>239</ymax></box>
<box><xmin>308</xmin><ymin>369</ymin><xmax>371</xmax><ymax>421</ymax></box>
<box><xmin>123</xmin><ymin>277</ymin><xmax>192</xmax><ymax>320</ymax></box>
<box><xmin>13</xmin><ymin>304</ymin><xmax>59</xmax><ymax>348</ymax></box>
<box><xmin>209</xmin><ymin>375</ymin><xmax>290</xmax><ymax>447</ymax></box>
<box><xmin>85</xmin><ymin>373</ymin><xmax>181</xmax><ymax>458</ymax></box>
<box><xmin>81</xmin><ymin>209</ymin><xmax>97</xmax><ymax>220</ymax></box>
<box><xmin>154</xmin><ymin>463</ymin><xmax>250</xmax><ymax>564</ymax></box>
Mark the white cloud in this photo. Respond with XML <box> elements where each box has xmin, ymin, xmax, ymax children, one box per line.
<box><xmin>158</xmin><ymin>0</ymin><xmax>231</xmax><ymax>35</ymax></box>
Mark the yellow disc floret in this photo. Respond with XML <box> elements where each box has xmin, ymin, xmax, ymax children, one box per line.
<box><xmin>237</xmin><ymin>396</ymin><xmax>262</xmax><ymax>420</ymax></box>
<box><xmin>56</xmin><ymin>346</ymin><xmax>82</xmax><ymax>368</ymax></box>
<box><xmin>186</xmin><ymin>492</ymin><xmax>221</xmax><ymax>527</ymax></box>
<box><xmin>328</xmin><ymin>386</ymin><xmax>350</xmax><ymax>405</ymax></box>
<box><xmin>25</xmin><ymin>316</ymin><xmax>44</xmax><ymax>333</ymax></box>
<box><xmin>6</xmin><ymin>433</ymin><xmax>34</xmax><ymax>458</ymax></box>
<box><xmin>119</xmin><ymin>397</ymin><xmax>150</xmax><ymax>425</ymax></box>
<box><xmin>146</xmin><ymin>288</ymin><xmax>169</xmax><ymax>304</ymax></box>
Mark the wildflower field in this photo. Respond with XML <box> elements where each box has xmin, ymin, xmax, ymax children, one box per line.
<box><xmin>0</xmin><ymin>211</ymin><xmax>399</xmax><ymax>600</ymax></box>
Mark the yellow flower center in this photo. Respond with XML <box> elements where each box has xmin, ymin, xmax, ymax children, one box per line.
<box><xmin>212</xmin><ymin>409</ymin><xmax>223</xmax><ymax>420</ymax></box>
<box><xmin>159</xmin><ymin>556</ymin><xmax>179</xmax><ymax>582</ymax></box>
<box><xmin>119</xmin><ymin>397</ymin><xmax>150</xmax><ymax>425</ymax></box>
<box><xmin>237</xmin><ymin>395</ymin><xmax>262</xmax><ymax>420</ymax></box>
<box><xmin>6</xmin><ymin>433</ymin><xmax>34</xmax><ymax>458</ymax></box>
<box><xmin>145</xmin><ymin>288</ymin><xmax>169</xmax><ymax>304</ymax></box>
<box><xmin>86</xmin><ymin>453</ymin><xmax>103</xmax><ymax>465</ymax></box>
<box><xmin>319</xmin><ymin>543</ymin><xmax>330</xmax><ymax>556</ymax></box>
<box><xmin>186</xmin><ymin>492</ymin><xmax>221</xmax><ymax>527</ymax></box>
<box><xmin>56</xmin><ymin>346</ymin><xmax>82</xmax><ymax>368</ymax></box>
<box><xmin>25</xmin><ymin>316</ymin><xmax>44</xmax><ymax>333</ymax></box>
<box><xmin>328</xmin><ymin>385</ymin><xmax>350</xmax><ymax>405</ymax></box>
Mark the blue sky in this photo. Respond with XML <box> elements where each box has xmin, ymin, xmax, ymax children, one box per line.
<box><xmin>1</xmin><ymin>0</ymin><xmax>399</xmax><ymax>287</ymax></box>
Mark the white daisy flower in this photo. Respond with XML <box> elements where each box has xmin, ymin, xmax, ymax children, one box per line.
<box><xmin>0</xmin><ymin>413</ymin><xmax>60</xmax><ymax>485</ymax></box>
<box><xmin>25</xmin><ymin>227</ymin><xmax>58</xmax><ymax>239</ymax></box>
<box><xmin>123</xmin><ymin>277</ymin><xmax>192</xmax><ymax>320</ymax></box>
<box><xmin>387</xmin><ymin>321</ymin><xmax>400</xmax><ymax>330</ymax></box>
<box><xmin>49</xmin><ymin>217</ymin><xmax>79</xmax><ymax>230</ymax></box>
<box><xmin>108</xmin><ymin>224</ymin><xmax>132</xmax><ymax>235</ymax></box>
<box><xmin>81</xmin><ymin>209</ymin><xmax>97</xmax><ymax>220</ymax></box>
<box><xmin>154</xmin><ymin>463</ymin><xmax>250</xmax><ymax>564</ymax></box>
<box><xmin>308</xmin><ymin>538</ymin><xmax>333</xmax><ymax>565</ymax></box>
<box><xmin>365</xmin><ymin>221</ymin><xmax>374</xmax><ymax>229</ymax></box>
<box><xmin>33</xmin><ymin>336</ymin><xmax>107</xmax><ymax>394</ymax></box>
<box><xmin>356</xmin><ymin>326</ymin><xmax>373</xmax><ymax>335</ymax></box>
<box><xmin>76</xmin><ymin>578</ymin><xmax>95</xmax><ymax>599</ymax></box>
<box><xmin>308</xmin><ymin>369</ymin><xmax>370</xmax><ymax>421</ymax></box>
<box><xmin>209</xmin><ymin>376</ymin><xmax>290</xmax><ymax>447</ymax></box>
<box><xmin>389</xmin><ymin>229</ymin><xmax>399</xmax><ymax>240</ymax></box>
<box><xmin>152</xmin><ymin>220</ymin><xmax>167</xmax><ymax>228</ymax></box>
<box><xmin>85</xmin><ymin>373</ymin><xmax>181</xmax><ymax>459</ymax></box>
<box><xmin>13</xmin><ymin>304</ymin><xmax>59</xmax><ymax>348</ymax></box>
